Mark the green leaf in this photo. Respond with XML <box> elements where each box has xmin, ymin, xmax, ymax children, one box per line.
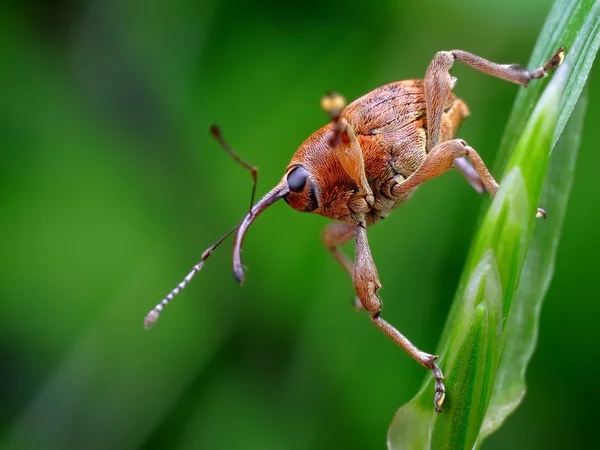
<box><xmin>430</xmin><ymin>258</ymin><xmax>503</xmax><ymax>450</ymax></box>
<box><xmin>478</xmin><ymin>84</ymin><xmax>589</xmax><ymax>444</ymax></box>
<box><xmin>388</xmin><ymin>0</ymin><xmax>597</xmax><ymax>447</ymax></box>
<box><xmin>431</xmin><ymin>304</ymin><xmax>495</xmax><ymax>450</ymax></box>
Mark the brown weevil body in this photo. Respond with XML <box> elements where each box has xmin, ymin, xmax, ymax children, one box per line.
<box><xmin>145</xmin><ymin>47</ymin><xmax>565</xmax><ymax>412</ymax></box>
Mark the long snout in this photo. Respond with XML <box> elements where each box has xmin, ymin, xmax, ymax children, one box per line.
<box><xmin>233</xmin><ymin>180</ymin><xmax>289</xmax><ymax>283</ymax></box>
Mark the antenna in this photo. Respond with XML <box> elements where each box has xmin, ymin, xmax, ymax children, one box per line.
<box><xmin>144</xmin><ymin>126</ymin><xmax>259</xmax><ymax>328</ymax></box>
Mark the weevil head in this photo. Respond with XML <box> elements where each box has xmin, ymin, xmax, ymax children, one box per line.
<box><xmin>231</xmin><ymin>161</ymin><xmax>321</xmax><ymax>283</ymax></box>
<box><xmin>233</xmin><ymin>124</ymin><xmax>355</xmax><ymax>283</ymax></box>
<box><xmin>283</xmin><ymin>124</ymin><xmax>358</xmax><ymax>218</ymax></box>
<box><xmin>231</xmin><ymin>130</ymin><xmax>331</xmax><ymax>282</ymax></box>
<box><xmin>281</xmin><ymin>124</ymin><xmax>346</xmax><ymax>215</ymax></box>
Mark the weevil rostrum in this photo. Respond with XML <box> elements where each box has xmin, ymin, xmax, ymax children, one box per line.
<box><xmin>145</xmin><ymin>47</ymin><xmax>565</xmax><ymax>412</ymax></box>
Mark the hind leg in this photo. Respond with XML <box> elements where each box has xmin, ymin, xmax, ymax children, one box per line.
<box><xmin>424</xmin><ymin>47</ymin><xmax>565</xmax><ymax>150</ymax></box>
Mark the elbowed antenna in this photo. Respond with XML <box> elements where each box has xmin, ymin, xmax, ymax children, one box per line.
<box><xmin>145</xmin><ymin>180</ymin><xmax>288</xmax><ymax>328</ymax></box>
<box><xmin>233</xmin><ymin>180</ymin><xmax>289</xmax><ymax>283</ymax></box>
<box><xmin>145</xmin><ymin>124</ymin><xmax>260</xmax><ymax>329</ymax></box>
<box><xmin>144</xmin><ymin>226</ymin><xmax>239</xmax><ymax>328</ymax></box>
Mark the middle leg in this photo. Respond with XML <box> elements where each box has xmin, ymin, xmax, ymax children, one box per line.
<box><xmin>391</xmin><ymin>139</ymin><xmax>546</xmax><ymax>218</ymax></box>
<box><xmin>392</xmin><ymin>139</ymin><xmax>497</xmax><ymax>197</ymax></box>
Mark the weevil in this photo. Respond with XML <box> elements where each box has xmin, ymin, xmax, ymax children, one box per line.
<box><xmin>145</xmin><ymin>47</ymin><xmax>565</xmax><ymax>412</ymax></box>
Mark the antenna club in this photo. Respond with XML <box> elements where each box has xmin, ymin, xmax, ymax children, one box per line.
<box><xmin>144</xmin><ymin>310</ymin><xmax>159</xmax><ymax>329</ymax></box>
<box><xmin>321</xmin><ymin>91</ymin><xmax>346</xmax><ymax>121</ymax></box>
<box><xmin>210</xmin><ymin>125</ymin><xmax>221</xmax><ymax>138</ymax></box>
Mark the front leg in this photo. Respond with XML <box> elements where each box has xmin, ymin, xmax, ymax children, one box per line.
<box><xmin>352</xmin><ymin>221</ymin><xmax>446</xmax><ymax>412</ymax></box>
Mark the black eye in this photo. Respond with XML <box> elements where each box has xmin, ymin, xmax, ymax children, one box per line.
<box><xmin>287</xmin><ymin>165</ymin><xmax>308</xmax><ymax>192</ymax></box>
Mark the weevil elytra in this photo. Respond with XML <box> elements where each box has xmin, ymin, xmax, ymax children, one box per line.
<box><xmin>145</xmin><ymin>47</ymin><xmax>565</xmax><ymax>412</ymax></box>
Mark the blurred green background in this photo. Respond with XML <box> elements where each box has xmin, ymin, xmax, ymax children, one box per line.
<box><xmin>1</xmin><ymin>0</ymin><xmax>598</xmax><ymax>449</ymax></box>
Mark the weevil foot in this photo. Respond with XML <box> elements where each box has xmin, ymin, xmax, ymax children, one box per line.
<box><xmin>543</xmin><ymin>47</ymin><xmax>567</xmax><ymax>72</ymax></box>
<box><xmin>536</xmin><ymin>207</ymin><xmax>548</xmax><ymax>219</ymax></box>
<box><xmin>530</xmin><ymin>47</ymin><xmax>566</xmax><ymax>80</ymax></box>
<box><xmin>431</xmin><ymin>360</ymin><xmax>446</xmax><ymax>413</ymax></box>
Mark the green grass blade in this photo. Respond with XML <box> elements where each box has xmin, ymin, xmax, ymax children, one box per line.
<box><xmin>478</xmin><ymin>86</ymin><xmax>588</xmax><ymax>443</ymax></box>
<box><xmin>432</xmin><ymin>304</ymin><xmax>496</xmax><ymax>450</ymax></box>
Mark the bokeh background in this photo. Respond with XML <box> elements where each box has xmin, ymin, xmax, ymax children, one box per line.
<box><xmin>1</xmin><ymin>0</ymin><xmax>598</xmax><ymax>449</ymax></box>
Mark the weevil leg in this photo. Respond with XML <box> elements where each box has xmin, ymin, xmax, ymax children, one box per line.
<box><xmin>392</xmin><ymin>139</ymin><xmax>488</xmax><ymax>196</ymax></box>
<box><xmin>352</xmin><ymin>221</ymin><xmax>445</xmax><ymax>412</ymax></box>
<box><xmin>323</xmin><ymin>222</ymin><xmax>363</xmax><ymax>309</ymax></box>
<box><xmin>425</xmin><ymin>47</ymin><xmax>565</xmax><ymax>150</ymax></box>
<box><xmin>453</xmin><ymin>157</ymin><xmax>486</xmax><ymax>194</ymax></box>
<box><xmin>323</xmin><ymin>222</ymin><xmax>354</xmax><ymax>275</ymax></box>
<box><xmin>393</xmin><ymin>139</ymin><xmax>547</xmax><ymax>218</ymax></box>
